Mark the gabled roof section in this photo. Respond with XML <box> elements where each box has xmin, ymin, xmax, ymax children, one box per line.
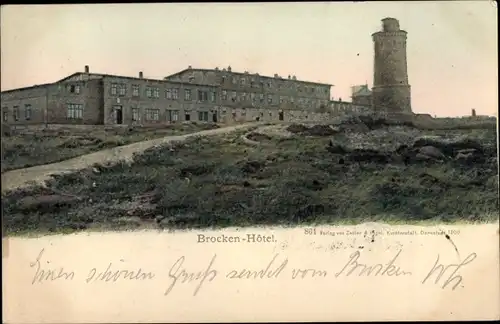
<box><xmin>352</xmin><ymin>85</ymin><xmax>372</xmax><ymax>97</ymax></box>
<box><xmin>1</xmin><ymin>82</ymin><xmax>54</xmax><ymax>94</ymax></box>
<box><xmin>164</xmin><ymin>67</ymin><xmax>334</xmax><ymax>87</ymax></box>
<box><xmin>59</xmin><ymin>72</ymin><xmax>218</xmax><ymax>87</ymax></box>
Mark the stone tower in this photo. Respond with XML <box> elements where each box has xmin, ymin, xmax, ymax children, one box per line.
<box><xmin>371</xmin><ymin>18</ymin><xmax>412</xmax><ymax>113</ymax></box>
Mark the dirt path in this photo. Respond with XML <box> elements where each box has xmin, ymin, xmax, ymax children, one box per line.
<box><xmin>1</xmin><ymin>122</ymin><xmax>262</xmax><ymax>193</ymax></box>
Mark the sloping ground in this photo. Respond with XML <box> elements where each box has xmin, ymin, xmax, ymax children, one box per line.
<box><xmin>2</xmin><ymin>117</ymin><xmax>498</xmax><ymax>235</ymax></box>
<box><xmin>1</xmin><ymin>122</ymin><xmax>222</xmax><ymax>172</ymax></box>
<box><xmin>1</xmin><ymin>122</ymin><xmax>262</xmax><ymax>193</ymax></box>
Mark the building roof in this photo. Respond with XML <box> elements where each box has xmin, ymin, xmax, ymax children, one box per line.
<box><xmin>3</xmin><ymin>66</ymin><xmax>332</xmax><ymax>95</ymax></box>
<box><xmin>1</xmin><ymin>82</ymin><xmax>54</xmax><ymax>94</ymax></box>
<box><xmin>57</xmin><ymin>72</ymin><xmax>217</xmax><ymax>88</ymax></box>
<box><xmin>351</xmin><ymin>85</ymin><xmax>372</xmax><ymax>97</ymax></box>
<box><xmin>164</xmin><ymin>67</ymin><xmax>334</xmax><ymax>87</ymax></box>
<box><xmin>1</xmin><ymin>70</ymin><xmax>220</xmax><ymax>94</ymax></box>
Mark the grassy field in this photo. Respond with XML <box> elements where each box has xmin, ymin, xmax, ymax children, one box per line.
<box><xmin>2</xmin><ymin>117</ymin><xmax>498</xmax><ymax>236</ymax></box>
<box><xmin>1</xmin><ymin>122</ymin><xmax>219</xmax><ymax>172</ymax></box>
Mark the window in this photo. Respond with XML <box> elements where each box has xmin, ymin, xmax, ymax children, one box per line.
<box><xmin>145</xmin><ymin>108</ymin><xmax>160</xmax><ymax>121</ymax></box>
<box><xmin>13</xmin><ymin>106</ymin><xmax>19</xmax><ymax>121</ymax></box>
<box><xmin>267</xmin><ymin>94</ymin><xmax>273</xmax><ymax>104</ymax></box>
<box><xmin>197</xmin><ymin>90</ymin><xmax>208</xmax><ymax>102</ymax></box>
<box><xmin>166</xmin><ymin>89</ymin><xmax>172</xmax><ymax>99</ymax></box>
<box><xmin>240</xmin><ymin>78</ymin><xmax>246</xmax><ymax>86</ymax></box>
<box><xmin>132</xmin><ymin>85</ymin><xmax>140</xmax><ymax>97</ymax></box>
<box><xmin>279</xmin><ymin>96</ymin><xmax>285</xmax><ymax>104</ymax></box>
<box><xmin>222</xmin><ymin>90</ymin><xmax>228</xmax><ymax>101</ymax></box>
<box><xmin>185</xmin><ymin>111</ymin><xmax>191</xmax><ymax>121</ymax></box>
<box><xmin>132</xmin><ymin>108</ymin><xmax>140</xmax><ymax>121</ymax></box>
<box><xmin>145</xmin><ymin>87</ymin><xmax>159</xmax><ymax>98</ymax></box>
<box><xmin>25</xmin><ymin>104</ymin><xmax>32</xmax><ymax>120</ymax></box>
<box><xmin>290</xmin><ymin>97</ymin><xmax>295</xmax><ymax>103</ymax></box>
<box><xmin>166</xmin><ymin>110</ymin><xmax>179</xmax><ymax>122</ymax></box>
<box><xmin>241</xmin><ymin>108</ymin><xmax>246</xmax><ymax>116</ymax></box>
<box><xmin>232</xmin><ymin>77</ymin><xmax>238</xmax><ymax>84</ymax></box>
<box><xmin>231</xmin><ymin>91</ymin><xmax>237</xmax><ymax>102</ymax></box>
<box><xmin>184</xmin><ymin>89</ymin><xmax>192</xmax><ymax>101</ymax></box>
<box><xmin>210</xmin><ymin>91</ymin><xmax>216</xmax><ymax>103</ymax></box>
<box><xmin>172</xmin><ymin>88</ymin><xmax>179</xmax><ymax>100</ymax></box>
<box><xmin>68</xmin><ymin>84</ymin><xmax>81</xmax><ymax>94</ymax></box>
<box><xmin>241</xmin><ymin>92</ymin><xmax>247</xmax><ymax>102</ymax></box>
<box><xmin>118</xmin><ymin>84</ymin><xmax>127</xmax><ymax>96</ymax></box>
<box><xmin>267</xmin><ymin>82</ymin><xmax>271</xmax><ymax>88</ymax></box>
<box><xmin>251</xmin><ymin>93</ymin><xmax>256</xmax><ymax>102</ymax></box>
<box><xmin>67</xmin><ymin>104</ymin><xmax>83</xmax><ymax>119</ymax></box>
<box><xmin>198</xmin><ymin>111</ymin><xmax>209</xmax><ymax>121</ymax></box>
<box><xmin>3</xmin><ymin>109</ymin><xmax>8</xmax><ymax>122</ymax></box>
<box><xmin>111</xmin><ymin>84</ymin><xmax>118</xmax><ymax>95</ymax></box>
<box><xmin>260</xmin><ymin>93</ymin><xmax>265</xmax><ymax>103</ymax></box>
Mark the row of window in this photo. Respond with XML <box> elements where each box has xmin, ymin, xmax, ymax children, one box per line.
<box><xmin>109</xmin><ymin>83</ymin><xmax>327</xmax><ymax>101</ymax></box>
<box><xmin>2</xmin><ymin>104</ymin><xmax>32</xmax><ymax>121</ymax></box>
<box><xmin>220</xmin><ymin>90</ymin><xmax>328</xmax><ymax>106</ymax></box>
<box><xmin>219</xmin><ymin>75</ymin><xmax>328</xmax><ymax>94</ymax></box>
<box><xmin>111</xmin><ymin>83</ymin><xmax>218</xmax><ymax>103</ymax></box>
<box><xmin>131</xmin><ymin>108</ymin><xmax>212</xmax><ymax>122</ymax></box>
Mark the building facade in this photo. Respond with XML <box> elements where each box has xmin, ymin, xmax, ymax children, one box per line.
<box><xmin>1</xmin><ymin>66</ymin><xmax>222</xmax><ymax>126</ymax></box>
<box><xmin>1</xmin><ymin>65</ymin><xmax>371</xmax><ymax>127</ymax></box>
<box><xmin>164</xmin><ymin>66</ymin><xmax>333</xmax><ymax>113</ymax></box>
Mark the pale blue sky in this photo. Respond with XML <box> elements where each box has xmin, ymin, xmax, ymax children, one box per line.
<box><xmin>1</xmin><ymin>2</ymin><xmax>497</xmax><ymax>116</ymax></box>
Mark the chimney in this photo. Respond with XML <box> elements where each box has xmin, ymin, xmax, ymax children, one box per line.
<box><xmin>84</xmin><ymin>65</ymin><xmax>89</xmax><ymax>73</ymax></box>
<box><xmin>139</xmin><ymin>71</ymin><xmax>143</xmax><ymax>78</ymax></box>
<box><xmin>188</xmin><ymin>65</ymin><xmax>192</xmax><ymax>69</ymax></box>
<box><xmin>215</xmin><ymin>67</ymin><xmax>219</xmax><ymax>71</ymax></box>
<box><xmin>228</xmin><ymin>66</ymin><xmax>232</xmax><ymax>72</ymax></box>
<box><xmin>293</xmin><ymin>75</ymin><xmax>297</xmax><ymax>80</ymax></box>
<box><xmin>288</xmin><ymin>75</ymin><xmax>291</xmax><ymax>79</ymax></box>
<box><xmin>274</xmin><ymin>74</ymin><xmax>278</xmax><ymax>78</ymax></box>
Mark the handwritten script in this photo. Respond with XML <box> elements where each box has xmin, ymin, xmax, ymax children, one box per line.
<box><xmin>30</xmin><ymin>248</ymin><xmax>477</xmax><ymax>296</ymax></box>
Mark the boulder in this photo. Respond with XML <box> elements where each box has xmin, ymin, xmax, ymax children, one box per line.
<box><xmin>415</xmin><ymin>153</ymin><xmax>434</xmax><ymax>161</ymax></box>
<box><xmin>418</xmin><ymin>146</ymin><xmax>445</xmax><ymax>160</ymax></box>
<box><xmin>455</xmin><ymin>152</ymin><xmax>473</xmax><ymax>160</ymax></box>
<box><xmin>286</xmin><ymin>124</ymin><xmax>309</xmax><ymax>133</ymax></box>
<box><xmin>327</xmin><ymin>140</ymin><xmax>348</xmax><ymax>154</ymax></box>
<box><xmin>457</xmin><ymin>148</ymin><xmax>477</xmax><ymax>155</ymax></box>
<box><xmin>305</xmin><ymin>125</ymin><xmax>338</xmax><ymax>136</ymax></box>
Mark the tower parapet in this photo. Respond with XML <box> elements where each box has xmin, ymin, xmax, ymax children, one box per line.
<box><xmin>371</xmin><ymin>18</ymin><xmax>412</xmax><ymax>113</ymax></box>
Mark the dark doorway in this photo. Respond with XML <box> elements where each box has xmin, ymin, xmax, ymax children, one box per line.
<box><xmin>279</xmin><ymin>111</ymin><xmax>284</xmax><ymax>121</ymax></box>
<box><xmin>185</xmin><ymin>112</ymin><xmax>191</xmax><ymax>121</ymax></box>
<box><xmin>212</xmin><ymin>112</ymin><xmax>218</xmax><ymax>123</ymax></box>
<box><xmin>114</xmin><ymin>106</ymin><xmax>123</xmax><ymax>124</ymax></box>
